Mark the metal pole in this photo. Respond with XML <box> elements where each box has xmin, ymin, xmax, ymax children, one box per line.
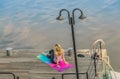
<box><xmin>56</xmin><ymin>8</ymin><xmax>85</xmax><ymax>79</ymax></box>
<box><xmin>0</xmin><ymin>72</ymin><xmax>16</xmax><ymax>79</ymax></box>
<box><xmin>93</xmin><ymin>52</ymin><xmax>98</xmax><ymax>77</ymax></box>
<box><xmin>70</xmin><ymin>17</ymin><xmax>79</xmax><ymax>79</ymax></box>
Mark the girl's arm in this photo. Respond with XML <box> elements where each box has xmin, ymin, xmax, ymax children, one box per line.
<box><xmin>56</xmin><ymin>57</ymin><xmax>59</xmax><ymax>65</ymax></box>
<box><xmin>62</xmin><ymin>52</ymin><xmax>66</xmax><ymax>62</ymax></box>
<box><xmin>62</xmin><ymin>50</ymin><xmax>67</xmax><ymax>62</ymax></box>
<box><xmin>54</xmin><ymin>51</ymin><xmax>60</xmax><ymax>67</ymax></box>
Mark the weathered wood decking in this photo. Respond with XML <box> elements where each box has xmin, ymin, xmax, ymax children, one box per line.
<box><xmin>0</xmin><ymin>49</ymin><xmax>91</xmax><ymax>79</ymax></box>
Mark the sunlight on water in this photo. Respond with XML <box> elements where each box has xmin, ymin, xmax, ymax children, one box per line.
<box><xmin>0</xmin><ymin>0</ymin><xmax>120</xmax><ymax>71</ymax></box>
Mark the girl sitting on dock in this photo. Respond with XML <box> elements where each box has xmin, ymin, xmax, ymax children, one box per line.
<box><xmin>43</xmin><ymin>44</ymin><xmax>68</xmax><ymax>67</ymax></box>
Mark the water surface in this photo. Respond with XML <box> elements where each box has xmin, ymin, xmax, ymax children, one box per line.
<box><xmin>0</xmin><ymin>0</ymin><xmax>120</xmax><ymax>71</ymax></box>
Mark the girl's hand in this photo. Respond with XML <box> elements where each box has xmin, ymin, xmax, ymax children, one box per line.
<box><xmin>64</xmin><ymin>61</ymin><xmax>69</xmax><ymax>65</ymax></box>
<box><xmin>57</xmin><ymin>65</ymin><xmax>60</xmax><ymax>68</ymax></box>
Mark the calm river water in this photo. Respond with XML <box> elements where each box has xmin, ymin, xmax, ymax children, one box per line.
<box><xmin>0</xmin><ymin>0</ymin><xmax>120</xmax><ymax>72</ymax></box>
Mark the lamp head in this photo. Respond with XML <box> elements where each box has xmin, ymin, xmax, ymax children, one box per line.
<box><xmin>56</xmin><ymin>16</ymin><xmax>64</xmax><ymax>20</ymax></box>
<box><xmin>79</xmin><ymin>15</ymin><xmax>86</xmax><ymax>19</ymax></box>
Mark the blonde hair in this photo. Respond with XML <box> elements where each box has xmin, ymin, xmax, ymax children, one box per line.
<box><xmin>54</xmin><ymin>44</ymin><xmax>63</xmax><ymax>55</ymax></box>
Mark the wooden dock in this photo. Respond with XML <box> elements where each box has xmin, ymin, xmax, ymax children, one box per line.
<box><xmin>0</xmin><ymin>49</ymin><xmax>92</xmax><ymax>79</ymax></box>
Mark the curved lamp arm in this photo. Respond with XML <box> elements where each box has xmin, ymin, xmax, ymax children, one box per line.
<box><xmin>72</xmin><ymin>8</ymin><xmax>85</xmax><ymax>24</ymax></box>
<box><xmin>56</xmin><ymin>9</ymin><xmax>71</xmax><ymax>24</ymax></box>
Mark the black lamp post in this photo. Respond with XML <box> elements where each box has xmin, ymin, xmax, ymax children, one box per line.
<box><xmin>56</xmin><ymin>8</ymin><xmax>86</xmax><ymax>79</ymax></box>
